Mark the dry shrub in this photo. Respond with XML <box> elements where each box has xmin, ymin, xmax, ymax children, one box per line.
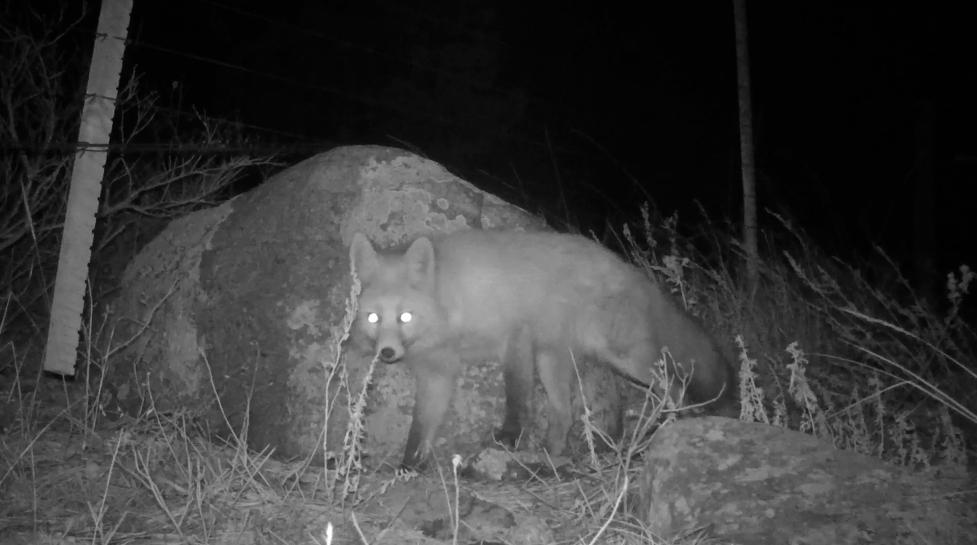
<box><xmin>625</xmin><ymin>203</ymin><xmax>974</xmax><ymax>473</ymax></box>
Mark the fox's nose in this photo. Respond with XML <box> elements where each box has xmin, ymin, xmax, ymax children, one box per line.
<box><xmin>379</xmin><ymin>347</ymin><xmax>398</xmax><ymax>362</ymax></box>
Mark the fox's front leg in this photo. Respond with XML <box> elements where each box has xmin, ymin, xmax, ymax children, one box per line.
<box><xmin>536</xmin><ymin>348</ymin><xmax>573</xmax><ymax>456</ymax></box>
<box><xmin>402</xmin><ymin>356</ymin><xmax>459</xmax><ymax>469</ymax></box>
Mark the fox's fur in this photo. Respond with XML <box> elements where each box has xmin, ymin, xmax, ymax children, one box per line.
<box><xmin>349</xmin><ymin>229</ymin><xmax>736</xmax><ymax>468</ymax></box>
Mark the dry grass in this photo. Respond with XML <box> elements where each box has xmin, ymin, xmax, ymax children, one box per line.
<box><xmin>624</xmin><ymin>204</ymin><xmax>974</xmax><ymax>472</ymax></box>
<box><xmin>3</xmin><ymin>204</ymin><xmax>974</xmax><ymax>544</ymax></box>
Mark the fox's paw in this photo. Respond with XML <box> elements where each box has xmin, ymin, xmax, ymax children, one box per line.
<box><xmin>400</xmin><ymin>448</ymin><xmax>432</xmax><ymax>473</ymax></box>
<box><xmin>491</xmin><ymin>425</ymin><xmax>525</xmax><ymax>449</ymax></box>
<box><xmin>395</xmin><ymin>465</ymin><xmax>419</xmax><ymax>480</ymax></box>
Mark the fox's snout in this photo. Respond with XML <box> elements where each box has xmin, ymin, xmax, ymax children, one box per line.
<box><xmin>377</xmin><ymin>343</ymin><xmax>403</xmax><ymax>363</ymax></box>
<box><xmin>371</xmin><ymin>325</ymin><xmax>406</xmax><ymax>363</ymax></box>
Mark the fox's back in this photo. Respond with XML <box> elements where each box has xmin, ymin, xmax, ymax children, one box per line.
<box><xmin>433</xmin><ymin>230</ymin><xmax>648</xmax><ymax>344</ymax></box>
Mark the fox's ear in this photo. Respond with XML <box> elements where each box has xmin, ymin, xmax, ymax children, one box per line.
<box><xmin>405</xmin><ymin>236</ymin><xmax>436</xmax><ymax>291</ymax></box>
<box><xmin>349</xmin><ymin>233</ymin><xmax>379</xmax><ymax>281</ymax></box>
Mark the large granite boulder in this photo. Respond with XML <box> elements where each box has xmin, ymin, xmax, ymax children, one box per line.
<box><xmin>102</xmin><ymin>145</ymin><xmax>628</xmax><ymax>466</ymax></box>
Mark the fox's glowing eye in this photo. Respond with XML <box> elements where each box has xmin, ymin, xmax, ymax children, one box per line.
<box><xmin>399</xmin><ymin>311</ymin><xmax>413</xmax><ymax>324</ymax></box>
<box><xmin>366</xmin><ymin>312</ymin><xmax>379</xmax><ymax>324</ymax></box>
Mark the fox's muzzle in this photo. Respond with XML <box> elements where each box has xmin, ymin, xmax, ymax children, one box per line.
<box><xmin>378</xmin><ymin>346</ymin><xmax>400</xmax><ymax>363</ymax></box>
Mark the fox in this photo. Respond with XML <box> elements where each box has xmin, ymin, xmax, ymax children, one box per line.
<box><xmin>348</xmin><ymin>229</ymin><xmax>737</xmax><ymax>469</ymax></box>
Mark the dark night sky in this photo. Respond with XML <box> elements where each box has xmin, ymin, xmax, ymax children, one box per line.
<box><xmin>90</xmin><ymin>1</ymin><xmax>977</xmax><ymax>280</ymax></box>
